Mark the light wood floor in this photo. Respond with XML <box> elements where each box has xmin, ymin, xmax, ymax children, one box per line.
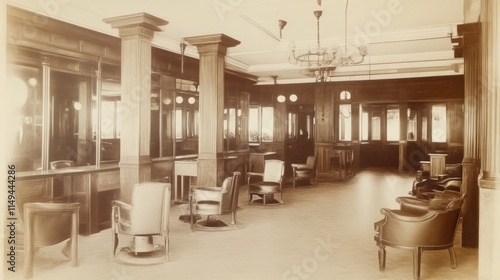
<box><xmin>5</xmin><ymin>168</ymin><xmax>478</xmax><ymax>280</ymax></box>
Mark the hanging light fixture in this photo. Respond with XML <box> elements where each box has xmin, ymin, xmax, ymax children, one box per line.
<box><xmin>288</xmin><ymin>0</ymin><xmax>368</xmax><ymax>82</ymax></box>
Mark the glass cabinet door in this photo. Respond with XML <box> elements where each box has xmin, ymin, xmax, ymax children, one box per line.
<box><xmin>97</xmin><ymin>63</ymin><xmax>121</xmax><ymax>164</ymax></box>
<box><xmin>6</xmin><ymin>64</ymin><xmax>43</xmax><ymax>171</ymax></box>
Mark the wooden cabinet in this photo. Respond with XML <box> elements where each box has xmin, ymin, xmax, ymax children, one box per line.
<box><xmin>249</xmin><ymin>152</ymin><xmax>277</xmax><ymax>173</ymax></box>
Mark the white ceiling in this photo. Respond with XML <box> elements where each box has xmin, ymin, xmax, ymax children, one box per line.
<box><xmin>7</xmin><ymin>0</ymin><xmax>465</xmax><ymax>84</ymax></box>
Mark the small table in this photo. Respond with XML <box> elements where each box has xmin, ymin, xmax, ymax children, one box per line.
<box><xmin>174</xmin><ymin>160</ymin><xmax>197</xmax><ymax>203</ymax></box>
<box><xmin>330</xmin><ymin>145</ymin><xmax>354</xmax><ymax>179</ymax></box>
<box><xmin>428</xmin><ymin>153</ymin><xmax>447</xmax><ymax>179</ymax></box>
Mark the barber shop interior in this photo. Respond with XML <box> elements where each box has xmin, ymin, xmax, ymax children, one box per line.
<box><xmin>3</xmin><ymin>0</ymin><xmax>500</xmax><ymax>279</ymax></box>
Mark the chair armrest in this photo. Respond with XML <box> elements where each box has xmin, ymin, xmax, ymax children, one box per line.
<box><xmin>380</xmin><ymin>208</ymin><xmax>436</xmax><ymax>222</ymax></box>
<box><xmin>247</xmin><ymin>172</ymin><xmax>264</xmax><ymax>184</ymax></box>
<box><xmin>193</xmin><ymin>186</ymin><xmax>221</xmax><ymax>192</ymax></box>
<box><xmin>293</xmin><ymin>166</ymin><xmax>314</xmax><ymax>172</ymax></box>
<box><xmin>247</xmin><ymin>172</ymin><xmax>264</xmax><ymax>177</ymax></box>
<box><xmin>111</xmin><ymin>200</ymin><xmax>131</xmax><ymax>211</ymax></box>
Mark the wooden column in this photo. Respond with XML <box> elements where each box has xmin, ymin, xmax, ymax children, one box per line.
<box><xmin>104</xmin><ymin>13</ymin><xmax>168</xmax><ymax>203</ymax></box>
<box><xmin>184</xmin><ymin>34</ymin><xmax>240</xmax><ymax>187</ymax></box>
<box><xmin>456</xmin><ymin>22</ymin><xmax>481</xmax><ymax>248</ymax></box>
<box><xmin>479</xmin><ymin>0</ymin><xmax>500</xmax><ymax>277</ymax></box>
<box><xmin>398</xmin><ymin>104</ymin><xmax>408</xmax><ymax>172</ymax></box>
<box><xmin>351</xmin><ymin>100</ymin><xmax>360</xmax><ymax>173</ymax></box>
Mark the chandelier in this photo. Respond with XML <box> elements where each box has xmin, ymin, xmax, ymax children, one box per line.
<box><xmin>288</xmin><ymin>0</ymin><xmax>368</xmax><ymax>82</ymax></box>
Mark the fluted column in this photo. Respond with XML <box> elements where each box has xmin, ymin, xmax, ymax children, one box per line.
<box><xmin>457</xmin><ymin>22</ymin><xmax>481</xmax><ymax>247</ymax></box>
<box><xmin>104</xmin><ymin>13</ymin><xmax>168</xmax><ymax>203</ymax></box>
<box><xmin>479</xmin><ymin>0</ymin><xmax>500</xmax><ymax>278</ymax></box>
<box><xmin>184</xmin><ymin>34</ymin><xmax>240</xmax><ymax>187</ymax></box>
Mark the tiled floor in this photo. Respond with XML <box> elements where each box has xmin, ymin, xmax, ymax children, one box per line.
<box><xmin>5</xmin><ymin>168</ymin><xmax>478</xmax><ymax>280</ymax></box>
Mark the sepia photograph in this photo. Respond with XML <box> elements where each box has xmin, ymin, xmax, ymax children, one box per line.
<box><xmin>1</xmin><ymin>0</ymin><xmax>499</xmax><ymax>279</ymax></box>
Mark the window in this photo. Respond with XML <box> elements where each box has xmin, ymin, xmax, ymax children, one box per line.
<box><xmin>339</xmin><ymin>104</ymin><xmax>352</xmax><ymax>141</ymax></box>
<box><xmin>261</xmin><ymin>107</ymin><xmax>274</xmax><ymax>142</ymax></box>
<box><xmin>371</xmin><ymin>113</ymin><xmax>381</xmax><ymax>141</ymax></box>
<box><xmin>432</xmin><ymin>105</ymin><xmax>447</xmax><ymax>143</ymax></box>
<box><xmin>407</xmin><ymin>108</ymin><xmax>417</xmax><ymax>141</ymax></box>
<box><xmin>421</xmin><ymin>116</ymin><xmax>428</xmax><ymax>141</ymax></box>
<box><xmin>361</xmin><ymin>111</ymin><xmax>369</xmax><ymax>141</ymax></box>
<box><xmin>338</xmin><ymin>91</ymin><xmax>352</xmax><ymax>141</ymax></box>
<box><xmin>288</xmin><ymin>112</ymin><xmax>297</xmax><ymax>139</ymax></box>
<box><xmin>386</xmin><ymin>108</ymin><xmax>400</xmax><ymax>141</ymax></box>
<box><xmin>249</xmin><ymin>107</ymin><xmax>259</xmax><ymax>142</ymax></box>
<box><xmin>248</xmin><ymin>106</ymin><xmax>274</xmax><ymax>143</ymax></box>
<box><xmin>101</xmin><ymin>100</ymin><xmax>120</xmax><ymax>139</ymax></box>
<box><xmin>175</xmin><ymin>109</ymin><xmax>183</xmax><ymax>139</ymax></box>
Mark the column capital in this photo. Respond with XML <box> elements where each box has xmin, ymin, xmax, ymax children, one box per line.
<box><xmin>104</xmin><ymin>13</ymin><xmax>168</xmax><ymax>38</ymax></box>
<box><xmin>184</xmin><ymin>34</ymin><xmax>240</xmax><ymax>55</ymax></box>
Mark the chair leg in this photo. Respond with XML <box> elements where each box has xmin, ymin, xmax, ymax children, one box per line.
<box><xmin>378</xmin><ymin>245</ymin><xmax>386</xmax><ymax>271</ymax></box>
<box><xmin>448</xmin><ymin>247</ymin><xmax>457</xmax><ymax>269</ymax></box>
<box><xmin>70</xmin><ymin>211</ymin><xmax>78</xmax><ymax>267</ymax></box>
<box><xmin>231</xmin><ymin>211</ymin><xmax>237</xmax><ymax>225</ymax></box>
<box><xmin>112</xmin><ymin>232</ymin><xmax>118</xmax><ymax>256</ymax></box>
<box><xmin>164</xmin><ymin>235</ymin><xmax>169</xmax><ymax>262</ymax></box>
<box><xmin>189</xmin><ymin>195</ymin><xmax>195</xmax><ymax>231</ymax></box>
<box><xmin>413</xmin><ymin>247</ymin><xmax>422</xmax><ymax>280</ymax></box>
<box><xmin>24</xmin><ymin>219</ymin><xmax>34</xmax><ymax>279</ymax></box>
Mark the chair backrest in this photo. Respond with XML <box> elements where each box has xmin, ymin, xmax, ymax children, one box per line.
<box><xmin>50</xmin><ymin>160</ymin><xmax>75</xmax><ymax>169</ymax></box>
<box><xmin>219</xmin><ymin>176</ymin><xmax>234</xmax><ymax>213</ymax></box>
<box><xmin>306</xmin><ymin>155</ymin><xmax>317</xmax><ymax>169</ymax></box>
<box><xmin>130</xmin><ymin>182</ymin><xmax>171</xmax><ymax>235</ymax></box>
<box><xmin>24</xmin><ymin>202</ymin><xmax>80</xmax><ymax>247</ymax></box>
<box><xmin>229</xmin><ymin>172</ymin><xmax>241</xmax><ymax>212</ymax></box>
<box><xmin>263</xmin><ymin>160</ymin><xmax>284</xmax><ymax>183</ymax></box>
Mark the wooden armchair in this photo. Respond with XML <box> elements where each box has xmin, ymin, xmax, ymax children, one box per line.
<box><xmin>291</xmin><ymin>155</ymin><xmax>318</xmax><ymax>187</ymax></box>
<box><xmin>189</xmin><ymin>172</ymin><xmax>241</xmax><ymax>230</ymax></box>
<box><xmin>374</xmin><ymin>191</ymin><xmax>464</xmax><ymax>279</ymax></box>
<box><xmin>247</xmin><ymin>159</ymin><xmax>285</xmax><ymax>205</ymax></box>
<box><xmin>111</xmin><ymin>182</ymin><xmax>171</xmax><ymax>263</ymax></box>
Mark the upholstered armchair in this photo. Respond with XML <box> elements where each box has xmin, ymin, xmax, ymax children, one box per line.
<box><xmin>111</xmin><ymin>182</ymin><xmax>171</xmax><ymax>263</ymax></box>
<box><xmin>189</xmin><ymin>172</ymin><xmax>241</xmax><ymax>230</ymax></box>
<box><xmin>397</xmin><ymin>190</ymin><xmax>462</xmax><ymax>214</ymax></box>
<box><xmin>23</xmin><ymin>202</ymin><xmax>80</xmax><ymax>278</ymax></box>
<box><xmin>411</xmin><ymin>177</ymin><xmax>462</xmax><ymax>198</ymax></box>
<box><xmin>374</xmin><ymin>191</ymin><xmax>464</xmax><ymax>279</ymax></box>
<box><xmin>291</xmin><ymin>155</ymin><xmax>317</xmax><ymax>187</ymax></box>
<box><xmin>247</xmin><ymin>159</ymin><xmax>285</xmax><ymax>205</ymax></box>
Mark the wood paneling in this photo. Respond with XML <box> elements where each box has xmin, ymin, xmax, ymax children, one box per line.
<box><xmin>254</xmin><ymin>75</ymin><xmax>464</xmax><ymax>172</ymax></box>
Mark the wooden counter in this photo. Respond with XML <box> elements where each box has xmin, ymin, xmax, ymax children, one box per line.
<box><xmin>17</xmin><ymin>164</ymin><xmax>120</xmax><ymax>235</ymax></box>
